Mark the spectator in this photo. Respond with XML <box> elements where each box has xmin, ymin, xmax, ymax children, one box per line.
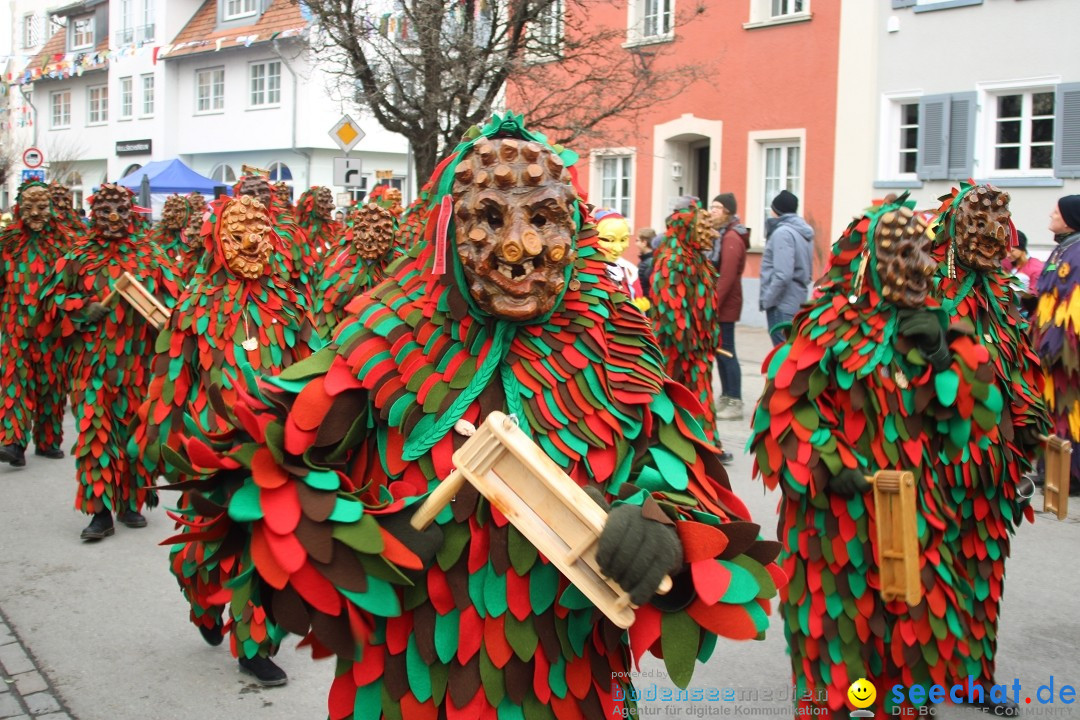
<box><xmin>708</xmin><ymin>193</ymin><xmax>750</xmax><ymax>420</ymax></box>
<box><xmin>334</xmin><ymin>210</ymin><xmax>346</xmax><ymax>223</ymax></box>
<box><xmin>77</xmin><ymin>207</ymin><xmax>90</xmax><ymax>226</ymax></box>
<box><xmin>760</xmin><ymin>190</ymin><xmax>813</xmax><ymax>346</ymax></box>
<box><xmin>636</xmin><ymin>228</ymin><xmax>657</xmax><ymax>298</ymax></box>
<box><xmin>1004</xmin><ymin>230</ymin><xmax>1044</xmax><ymax>293</ymax></box>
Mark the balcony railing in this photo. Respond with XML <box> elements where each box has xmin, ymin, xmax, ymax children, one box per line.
<box><xmin>114</xmin><ymin>24</ymin><xmax>155</xmax><ymax>46</ymax></box>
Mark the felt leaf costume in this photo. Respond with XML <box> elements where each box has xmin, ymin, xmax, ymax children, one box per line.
<box><xmin>0</xmin><ymin>181</ymin><xmax>77</xmax><ymax>454</ymax></box>
<box><xmin>1032</xmin><ymin>229</ymin><xmax>1080</xmax><ymax>489</ymax></box>
<box><xmin>145</xmin><ymin>193</ymin><xmax>195</xmax><ymax>273</ymax></box>
<box><xmin>169</xmin><ymin>114</ymin><xmax>782</xmax><ymax>720</ymax></box>
<box><xmin>234</xmin><ymin>176</ymin><xmax>316</xmax><ymax>304</ymax></box>
<box><xmin>930</xmin><ymin>183</ymin><xmax>1050</xmax><ymax>686</ymax></box>
<box><xmin>297</xmin><ymin>186</ymin><xmax>343</xmax><ymax>271</ymax></box>
<box><xmin>132</xmin><ymin>194</ymin><xmax>323</xmax><ymax>658</ymax></box>
<box><xmin>41</xmin><ymin>183</ymin><xmax>181</xmax><ymax>515</ymax></box>
<box><xmin>749</xmin><ymin>198</ymin><xmax>1007</xmax><ymax>715</ymax></box>
<box><xmin>649</xmin><ymin>203</ymin><xmax>722</xmax><ymax>440</ymax></box>
<box><xmin>313</xmin><ymin>202</ymin><xmax>401</xmax><ymax>341</ymax></box>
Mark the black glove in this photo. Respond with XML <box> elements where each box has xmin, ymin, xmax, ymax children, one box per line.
<box><xmin>379</xmin><ymin>504</ymin><xmax>444</xmax><ymax>571</ymax></box>
<box><xmin>898</xmin><ymin>309</ymin><xmax>950</xmax><ymax>372</ymax></box>
<box><xmin>591</xmin><ymin>489</ymin><xmax>683</xmax><ymax>606</ymax></box>
<box><xmin>84</xmin><ymin>302</ymin><xmax>110</xmax><ymax>324</ymax></box>
<box><xmin>828</xmin><ymin>467</ymin><xmax>872</xmax><ymax>495</ymax></box>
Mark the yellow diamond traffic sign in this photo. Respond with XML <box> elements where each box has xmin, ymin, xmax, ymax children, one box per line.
<box><xmin>329</xmin><ymin>114</ymin><xmax>365</xmax><ymax>153</ymax></box>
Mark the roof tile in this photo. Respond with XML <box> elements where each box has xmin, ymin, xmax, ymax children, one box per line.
<box><xmin>165</xmin><ymin>0</ymin><xmax>308</xmax><ymax>60</ymax></box>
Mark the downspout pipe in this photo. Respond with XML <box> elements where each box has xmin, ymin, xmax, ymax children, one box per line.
<box><xmin>271</xmin><ymin>38</ymin><xmax>312</xmax><ymax>190</ymax></box>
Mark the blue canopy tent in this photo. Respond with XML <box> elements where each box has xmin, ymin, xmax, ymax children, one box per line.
<box><xmin>115</xmin><ymin>159</ymin><xmax>227</xmax><ymax>218</ymax></box>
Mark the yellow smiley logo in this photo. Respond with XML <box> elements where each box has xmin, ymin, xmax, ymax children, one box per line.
<box><xmin>847</xmin><ymin>678</ymin><xmax>877</xmax><ymax>709</ymax></box>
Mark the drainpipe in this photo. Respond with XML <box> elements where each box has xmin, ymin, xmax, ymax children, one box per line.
<box><xmin>271</xmin><ymin>39</ymin><xmax>311</xmax><ymax>189</ymax></box>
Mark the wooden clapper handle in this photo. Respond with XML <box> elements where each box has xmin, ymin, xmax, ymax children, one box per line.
<box><xmin>866</xmin><ymin>470</ymin><xmax>922</xmax><ymax>606</ymax></box>
<box><xmin>1040</xmin><ymin>434</ymin><xmax>1072</xmax><ymax>521</ymax></box>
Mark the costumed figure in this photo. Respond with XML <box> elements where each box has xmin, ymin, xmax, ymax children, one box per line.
<box><xmin>0</xmin><ymin>181</ymin><xmax>77</xmax><ymax>466</ymax></box>
<box><xmin>169</xmin><ymin>114</ymin><xmax>783</xmax><ymax>719</ymax></box>
<box><xmin>133</xmin><ymin>194</ymin><xmax>321</xmax><ymax>685</ymax></box>
<box><xmin>297</xmin><ymin>185</ymin><xmax>343</xmax><ymax>275</ymax></box>
<box><xmin>313</xmin><ymin>201</ymin><xmax>398</xmax><ymax>340</ymax></box>
<box><xmin>1033</xmin><ymin>194</ymin><xmax>1080</xmax><ymax>494</ymax></box>
<box><xmin>43</xmin><ymin>183</ymin><xmax>180</xmax><ymax>540</ymax></box>
<box><xmin>146</xmin><ymin>194</ymin><xmax>193</xmax><ymax>268</ymax></box>
<box><xmin>369</xmin><ymin>183</ymin><xmax>404</xmax><ymax>218</ymax></box>
<box><xmin>594</xmin><ymin>209</ymin><xmax>649</xmax><ymax>313</ymax></box>
<box><xmin>649</xmin><ymin>200</ymin><xmax>722</xmax><ymax>441</ymax></box>
<box><xmin>930</xmin><ymin>182</ymin><xmax>1049</xmax><ymax>702</ymax></box>
<box><xmin>235</xmin><ymin>175</ymin><xmax>316</xmax><ymax>300</ymax></box>
<box><xmin>749</xmin><ymin>198</ymin><xmax>1010</xmax><ymax>716</ymax></box>
<box><xmin>48</xmin><ymin>181</ymin><xmax>83</xmax><ymax>235</ymax></box>
<box><xmin>178</xmin><ymin>191</ymin><xmax>208</xmax><ymax>279</ymax></box>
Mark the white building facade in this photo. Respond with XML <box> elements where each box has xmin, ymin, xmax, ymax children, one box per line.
<box><xmin>0</xmin><ymin>0</ymin><xmax>409</xmax><ymax>213</ymax></box>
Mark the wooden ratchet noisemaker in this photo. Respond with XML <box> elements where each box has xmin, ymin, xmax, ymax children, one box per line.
<box><xmin>1041</xmin><ymin>434</ymin><xmax>1072</xmax><ymax>521</ymax></box>
<box><xmin>411</xmin><ymin>411</ymin><xmax>671</xmax><ymax>628</ymax></box>
<box><xmin>868</xmin><ymin>470</ymin><xmax>922</xmax><ymax>606</ymax></box>
<box><xmin>100</xmin><ymin>271</ymin><xmax>170</xmax><ymax>331</ymax></box>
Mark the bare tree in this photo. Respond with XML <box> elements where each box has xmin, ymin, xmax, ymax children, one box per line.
<box><xmin>299</xmin><ymin>0</ymin><xmax>709</xmax><ymax>180</ymax></box>
<box><xmin>44</xmin><ymin>136</ymin><xmax>86</xmax><ymax>186</ymax></box>
<box><xmin>0</xmin><ymin>144</ymin><xmax>16</xmax><ymax>190</ymax></box>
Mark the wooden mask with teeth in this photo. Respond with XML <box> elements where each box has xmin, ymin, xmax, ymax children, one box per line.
<box><xmin>874</xmin><ymin>206</ymin><xmax>935</xmax><ymax>307</ymax></box>
<box><xmin>315</xmin><ymin>186</ymin><xmax>335</xmax><ymax>221</ymax></box>
<box><xmin>953</xmin><ymin>184</ymin><xmax>1011</xmax><ymax>272</ymax></box>
<box><xmin>450</xmin><ymin>137</ymin><xmax>578</xmax><ymax>321</ymax></box>
<box><xmin>220</xmin><ymin>195</ymin><xmax>272</xmax><ymax>279</ymax></box>
<box><xmin>18</xmin><ymin>185</ymin><xmax>52</xmax><ymax>233</ymax></box>
<box><xmin>91</xmin><ymin>183</ymin><xmax>134</xmax><ymax>240</ymax></box>
<box><xmin>237</xmin><ymin>176</ymin><xmax>273</xmax><ymax>213</ymax></box>
<box><xmin>47</xmin><ymin>181</ymin><xmax>71</xmax><ymax>215</ymax></box>
<box><xmin>351</xmin><ymin>202</ymin><xmax>396</xmax><ymax>261</ymax></box>
<box><xmin>183</xmin><ymin>192</ymin><xmax>206</xmax><ymax>248</ymax></box>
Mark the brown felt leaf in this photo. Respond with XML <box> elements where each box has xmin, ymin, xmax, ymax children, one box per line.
<box><xmin>310</xmin><ymin>609</ymin><xmax>354</xmax><ymax>659</ymax></box>
<box><xmin>271</xmin><ymin>584</ymin><xmax>311</xmax><ymax>636</ymax></box>
<box><xmin>296</xmin><ymin>513</ymin><xmax>334</xmax><ymax>564</ymax></box>
<box><xmin>297</xmin><ymin>482</ymin><xmax>335</xmax><ymax>521</ymax></box>
<box><xmin>448</xmin><ymin>654</ymin><xmax>481</xmax><ymax>708</ymax></box>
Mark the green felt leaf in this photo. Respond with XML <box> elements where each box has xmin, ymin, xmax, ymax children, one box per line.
<box><xmin>228</xmin><ymin>482</ymin><xmax>263</xmax><ymax>522</ymax></box>
<box><xmin>278</xmin><ymin>346</ymin><xmax>336</xmax><ymax>380</ymax></box>
<box><xmin>332</xmin><ymin>514</ymin><xmax>384</xmax><ymax>553</ymax></box>
<box><xmin>305</xmin><ymin>470</ymin><xmax>341</xmax><ymax>491</ymax></box>
<box><xmin>328</xmin><ymin>496</ymin><xmax>363</xmax><ymax>523</ymax></box>
<box><xmin>661</xmin><ymin>611</ymin><xmax>699</xmax><ymax>688</ymax></box>
<box><xmin>529</xmin><ymin>562</ymin><xmax>558</xmax><ymax>614</ymax></box>
<box><xmin>434</xmin><ymin>608</ymin><xmax>459</xmax><ymax>664</ymax></box>
<box><xmin>480</xmin><ymin>647</ymin><xmax>506</xmax><ymax>707</ymax></box>
<box><xmin>935</xmin><ymin>369</ymin><xmax>959</xmax><ymax>407</ymax></box>
<box><xmin>504</xmin><ymin>614</ymin><xmax>538</xmax><ymax>661</ymax></box>
<box><xmin>507</xmin><ymin>526</ymin><xmax>538</xmax><ymax>575</ymax></box>
<box><xmin>647</xmin><ymin>446</ymin><xmax>688</xmax><ymax>491</ymax></box>
<box><xmin>405</xmin><ymin>635</ymin><xmax>432</xmax><ymax>702</ymax></box>
<box><xmin>341</xmin><ymin>576</ymin><xmax>401</xmax><ymax>617</ymax></box>
<box><xmin>353</xmin><ymin>680</ymin><xmax>382</xmax><ymax>720</ymax></box>
<box><xmin>658</xmin><ymin>422</ymin><xmax>697</xmax><ymax>466</ymax></box>
<box><xmin>437</xmin><ymin>521</ymin><xmax>470</xmax><ymax>570</ymax></box>
<box><xmin>719</xmin><ymin>560</ymin><xmax>761</xmax><ymax>604</ymax></box>
<box><xmin>484</xmin><ymin>568</ymin><xmax>508</xmax><ymax>616</ymax></box>
<box><xmin>546</xmin><ymin>654</ymin><xmax>568</xmax><ymax>699</ymax></box>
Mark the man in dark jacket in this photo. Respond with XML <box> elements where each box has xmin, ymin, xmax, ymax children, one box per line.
<box><xmin>760</xmin><ymin>190</ymin><xmax>813</xmax><ymax>346</ymax></box>
<box><xmin>708</xmin><ymin>193</ymin><xmax>750</xmax><ymax>420</ymax></box>
<box><xmin>635</xmin><ymin>227</ymin><xmax>657</xmax><ymax>298</ymax></box>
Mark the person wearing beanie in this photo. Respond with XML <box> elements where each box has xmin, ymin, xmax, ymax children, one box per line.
<box><xmin>1032</xmin><ymin>195</ymin><xmax>1080</xmax><ymax>495</ymax></box>
<box><xmin>1004</xmin><ymin>229</ymin><xmax>1044</xmax><ymax>293</ymax></box>
<box><xmin>708</xmin><ymin>193</ymin><xmax>750</xmax><ymax>419</ymax></box>
<box><xmin>760</xmin><ymin>190</ymin><xmax>813</xmax><ymax>345</ymax></box>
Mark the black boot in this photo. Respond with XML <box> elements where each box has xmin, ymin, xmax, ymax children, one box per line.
<box><xmin>198</xmin><ymin>622</ymin><xmax>224</xmax><ymax>647</ymax></box>
<box><xmin>117</xmin><ymin>510</ymin><xmax>147</xmax><ymax>528</ymax></box>
<box><xmin>34</xmin><ymin>446</ymin><xmax>65</xmax><ymax>459</ymax></box>
<box><xmin>238</xmin><ymin>656</ymin><xmax>287</xmax><ymax>686</ymax></box>
<box><xmin>0</xmin><ymin>444</ymin><xmax>26</xmax><ymax>467</ymax></box>
<box><xmin>80</xmin><ymin>510</ymin><xmax>114</xmax><ymax>541</ymax></box>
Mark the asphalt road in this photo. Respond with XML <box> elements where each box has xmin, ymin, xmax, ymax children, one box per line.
<box><xmin>0</xmin><ymin>326</ymin><xmax>1077</xmax><ymax>720</ymax></box>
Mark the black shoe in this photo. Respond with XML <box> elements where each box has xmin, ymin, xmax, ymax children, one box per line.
<box><xmin>718</xmin><ymin>451</ymin><xmax>734</xmax><ymax>466</ymax></box>
<box><xmin>80</xmin><ymin>510</ymin><xmax>114</xmax><ymax>541</ymax></box>
<box><xmin>198</xmin><ymin>623</ymin><xmax>224</xmax><ymax>647</ymax></box>
<box><xmin>117</xmin><ymin>510</ymin><xmax>147</xmax><ymax>528</ymax></box>
<box><xmin>238</xmin><ymin>656</ymin><xmax>287</xmax><ymax>686</ymax></box>
<box><xmin>34</xmin><ymin>446</ymin><xmax>65</xmax><ymax>459</ymax></box>
<box><xmin>0</xmin><ymin>444</ymin><xmax>26</xmax><ymax>467</ymax></box>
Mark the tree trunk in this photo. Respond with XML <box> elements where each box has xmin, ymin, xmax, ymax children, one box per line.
<box><xmin>409</xmin><ymin>133</ymin><xmax>441</xmax><ymax>190</ymax></box>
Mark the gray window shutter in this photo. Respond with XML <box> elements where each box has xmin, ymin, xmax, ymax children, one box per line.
<box><xmin>948</xmin><ymin>92</ymin><xmax>976</xmax><ymax>178</ymax></box>
<box><xmin>917</xmin><ymin>94</ymin><xmax>950</xmax><ymax>180</ymax></box>
<box><xmin>1055</xmin><ymin>82</ymin><xmax>1080</xmax><ymax>179</ymax></box>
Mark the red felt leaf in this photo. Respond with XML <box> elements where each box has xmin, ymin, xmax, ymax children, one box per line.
<box><xmin>483</xmin><ymin>614</ymin><xmax>513</xmax><ymax>668</ymax></box>
<box><xmin>690</xmin><ymin>558</ymin><xmax>732</xmax><ymax>605</ymax></box>
<box><xmin>506</xmin><ymin>571</ymin><xmax>532</xmax><ymax>622</ymax></box>
<box><xmin>251</xmin><ymin>525</ymin><xmax>290</xmax><ymax>590</ymax></box>
<box><xmin>265</xmin><ymin>525</ymin><xmax>307</xmax><ymax>573</ymax></box>
<box><xmin>532</xmin><ymin>650</ymin><xmax>551</xmax><ymax>703</ymax></box>
<box><xmin>292</xmin><ymin>375</ymin><xmax>332</xmax><ymax>431</ymax></box>
<box><xmin>566</xmin><ymin>652</ymin><xmax>592</xmax><ymax>699</ymax></box>
<box><xmin>663</xmin><ymin>379</ymin><xmax>705</xmax><ymax>418</ymax></box>
<box><xmin>291</xmin><ymin>560</ymin><xmax>343</xmax><ymax>616</ymax></box>
<box><xmin>328</xmin><ymin>673</ymin><xmax>357</xmax><ymax>720</ymax></box>
<box><xmin>627</xmin><ymin>605</ymin><xmax>662</xmax><ymax>667</ymax></box>
<box><xmin>350</xmin><ymin>643</ymin><xmax>385</xmax><ymax>687</ymax></box>
<box><xmin>457</xmin><ymin>606</ymin><xmax>483</xmax><ymax>664</ymax></box>
<box><xmin>385</xmin><ymin>613</ymin><xmax>411</xmax><ymax>655</ymax></box>
<box><xmin>261</xmin><ymin>482</ymin><xmax>301</xmax><ymax>535</ymax></box>
<box><xmin>677</xmin><ymin>521</ymin><xmax>730</xmax><ymax>563</ymax></box>
<box><xmin>686</xmin><ymin>599</ymin><xmax>757</xmax><ymax>640</ymax></box>
<box><xmin>426</xmin><ymin>567</ymin><xmax>455</xmax><ymax>615</ymax></box>
<box><xmin>378</xmin><ymin>527</ymin><xmax>423</xmax><ymax>571</ymax></box>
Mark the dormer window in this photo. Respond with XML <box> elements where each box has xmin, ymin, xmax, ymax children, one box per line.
<box><xmin>223</xmin><ymin>0</ymin><xmax>258</xmax><ymax>21</ymax></box>
<box><xmin>70</xmin><ymin>15</ymin><xmax>94</xmax><ymax>50</ymax></box>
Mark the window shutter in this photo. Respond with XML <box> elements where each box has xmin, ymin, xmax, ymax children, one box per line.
<box><xmin>947</xmin><ymin>92</ymin><xmax>976</xmax><ymax>178</ymax></box>
<box><xmin>1055</xmin><ymin>82</ymin><xmax>1080</xmax><ymax>179</ymax></box>
<box><xmin>917</xmin><ymin>94</ymin><xmax>950</xmax><ymax>180</ymax></box>
<box><xmin>891</xmin><ymin>0</ymin><xmax>916</xmax><ymax>7</ymax></box>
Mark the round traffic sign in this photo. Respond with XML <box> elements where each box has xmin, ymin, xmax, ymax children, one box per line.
<box><xmin>23</xmin><ymin>147</ymin><xmax>43</xmax><ymax>169</ymax></box>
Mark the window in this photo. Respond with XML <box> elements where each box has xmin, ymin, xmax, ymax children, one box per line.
<box><xmin>122</xmin><ymin>163</ymin><xmax>143</xmax><ymax>179</ymax></box>
<box><xmin>897</xmin><ymin>102</ymin><xmax>919</xmax><ymax>175</ymax></box>
<box><xmin>141</xmin><ymin>74</ymin><xmax>155</xmax><ymax>116</ymax></box>
<box><xmin>196</xmin><ymin>67</ymin><xmax>225</xmax><ymax>113</ymax></box>
<box><xmin>119</xmin><ymin>0</ymin><xmax>134</xmax><ymax>38</ymax></box>
<box><xmin>249</xmin><ymin>61</ymin><xmax>281</xmax><ymax>107</ymax></box>
<box><xmin>210</xmin><ymin>164</ymin><xmax>237</xmax><ymax>184</ymax></box>
<box><xmin>600</xmin><ymin>155</ymin><xmax>633</xmax><ymax>219</ymax></box>
<box><xmin>990</xmin><ymin>90</ymin><xmax>1054</xmax><ymax>174</ymax></box>
<box><xmin>50</xmin><ymin>90</ymin><xmax>71</xmax><ymax>128</ymax></box>
<box><xmin>224</xmin><ymin>0</ymin><xmax>259</xmax><ymax>20</ymax></box>
<box><xmin>628</xmin><ymin>0</ymin><xmax>672</xmax><ymax>42</ymax></box>
<box><xmin>268</xmin><ymin>161</ymin><xmax>292</xmax><ymax>185</ymax></box>
<box><xmin>347</xmin><ymin>177</ymin><xmax>370</xmax><ymax>205</ymax></box>
<box><xmin>70</xmin><ymin>16</ymin><xmax>94</xmax><ymax>50</ymax></box>
<box><xmin>532</xmin><ymin>0</ymin><xmax>564</xmax><ymax>53</ymax></box>
<box><xmin>771</xmin><ymin>0</ymin><xmax>805</xmax><ymax>17</ymax></box>
<box><xmin>141</xmin><ymin>0</ymin><xmax>155</xmax><ymax>42</ymax></box>
<box><xmin>21</xmin><ymin>14</ymin><xmax>37</xmax><ymax>48</ymax></box>
<box><xmin>762</xmin><ymin>142</ymin><xmax>801</xmax><ymax>227</ymax></box>
<box><xmin>120</xmin><ymin>77</ymin><xmax>133</xmax><ymax>119</ymax></box>
<box><xmin>87</xmin><ymin>85</ymin><xmax>108</xmax><ymax>124</ymax></box>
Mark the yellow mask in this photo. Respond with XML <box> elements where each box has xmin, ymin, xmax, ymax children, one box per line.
<box><xmin>596</xmin><ymin>214</ymin><xmax>630</xmax><ymax>261</ymax></box>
